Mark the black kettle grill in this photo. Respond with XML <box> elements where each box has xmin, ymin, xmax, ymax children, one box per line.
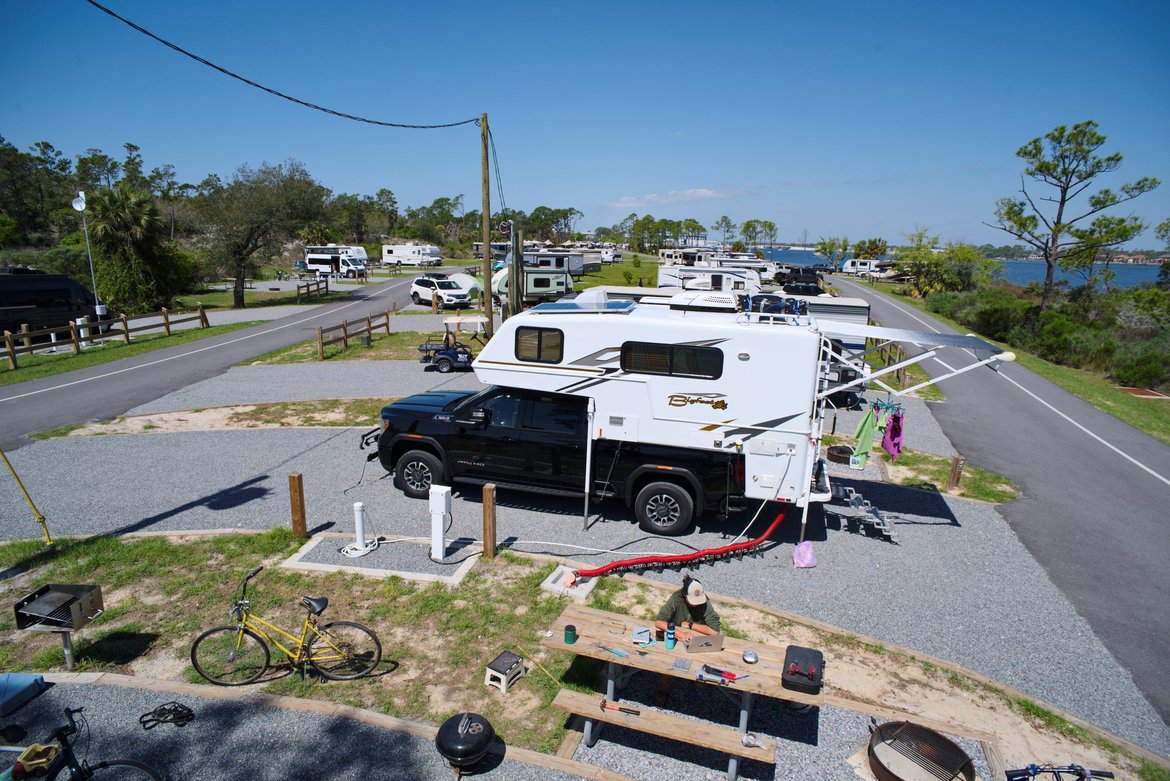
<box><xmin>435</xmin><ymin>712</ymin><xmax>494</xmax><ymax>777</ymax></box>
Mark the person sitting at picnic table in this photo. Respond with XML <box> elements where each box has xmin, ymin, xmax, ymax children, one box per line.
<box><xmin>653</xmin><ymin>576</ymin><xmax>720</xmax><ymax>706</ymax></box>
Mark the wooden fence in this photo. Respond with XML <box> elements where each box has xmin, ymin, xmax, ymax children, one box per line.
<box><xmin>3</xmin><ymin>305</ymin><xmax>210</xmax><ymax>370</ymax></box>
<box><xmin>294</xmin><ymin>278</ymin><xmax>330</xmax><ymax>303</ymax></box>
<box><xmin>316</xmin><ymin>304</ymin><xmax>399</xmax><ymax>360</ymax></box>
<box><xmin>871</xmin><ymin>339</ymin><xmax>910</xmax><ymax>389</ymax></box>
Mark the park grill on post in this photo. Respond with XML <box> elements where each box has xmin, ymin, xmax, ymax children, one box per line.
<box><xmin>13</xmin><ymin>584</ymin><xmax>103</xmax><ymax>671</ymax></box>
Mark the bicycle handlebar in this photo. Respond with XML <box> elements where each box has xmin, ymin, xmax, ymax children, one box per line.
<box><xmin>47</xmin><ymin>707</ymin><xmax>83</xmax><ymax>744</ymax></box>
<box><xmin>1006</xmin><ymin>766</ymin><xmax>1114</xmax><ymax>780</ymax></box>
<box><xmin>239</xmin><ymin>566</ymin><xmax>264</xmax><ymax>601</ymax></box>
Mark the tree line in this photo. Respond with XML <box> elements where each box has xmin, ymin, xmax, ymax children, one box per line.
<box><xmin>0</xmin><ymin>136</ymin><xmax>586</xmax><ymax>311</ymax></box>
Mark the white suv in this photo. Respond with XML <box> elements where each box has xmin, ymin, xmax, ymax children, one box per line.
<box><xmin>410</xmin><ymin>276</ymin><xmax>471</xmax><ymax>308</ymax></box>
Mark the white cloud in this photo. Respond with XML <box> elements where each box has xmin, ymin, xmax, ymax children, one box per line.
<box><xmin>604</xmin><ymin>188</ymin><xmax>741</xmax><ymax>209</ymax></box>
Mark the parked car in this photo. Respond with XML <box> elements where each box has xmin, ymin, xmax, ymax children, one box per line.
<box><xmin>782</xmin><ymin>283</ymin><xmax>829</xmax><ymax>297</ymax></box>
<box><xmin>410</xmin><ymin>277</ymin><xmax>472</xmax><ymax>308</ymax></box>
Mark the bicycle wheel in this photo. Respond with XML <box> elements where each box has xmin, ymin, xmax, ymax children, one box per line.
<box><xmin>86</xmin><ymin>759</ymin><xmax>163</xmax><ymax>780</ymax></box>
<box><xmin>309</xmin><ymin>621</ymin><xmax>382</xmax><ymax>680</ymax></box>
<box><xmin>190</xmin><ymin>625</ymin><xmax>269</xmax><ymax>685</ymax></box>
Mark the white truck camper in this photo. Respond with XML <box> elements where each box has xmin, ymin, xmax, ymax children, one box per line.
<box><xmin>472</xmin><ymin>289</ymin><xmax>1014</xmax><ymax>533</ymax></box>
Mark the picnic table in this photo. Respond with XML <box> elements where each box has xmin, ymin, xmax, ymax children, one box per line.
<box><xmin>542</xmin><ymin>604</ymin><xmax>824</xmax><ymax>780</ymax></box>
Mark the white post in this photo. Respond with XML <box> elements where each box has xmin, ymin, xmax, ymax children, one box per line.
<box><xmin>429</xmin><ymin>485</ymin><xmax>451</xmax><ymax>561</ymax></box>
<box><xmin>353</xmin><ymin>502</ymin><xmax>367</xmax><ymax>549</ymax></box>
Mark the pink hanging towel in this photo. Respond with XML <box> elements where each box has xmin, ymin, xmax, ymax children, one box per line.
<box><xmin>881</xmin><ymin>412</ymin><xmax>904</xmax><ymax>460</ymax></box>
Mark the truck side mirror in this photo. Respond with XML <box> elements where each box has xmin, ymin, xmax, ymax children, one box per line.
<box><xmin>456</xmin><ymin>408</ymin><xmax>489</xmax><ymax>429</ymax></box>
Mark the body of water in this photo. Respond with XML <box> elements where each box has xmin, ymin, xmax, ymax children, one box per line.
<box><xmin>759</xmin><ymin>247</ymin><xmax>1162</xmax><ymax>289</ymax></box>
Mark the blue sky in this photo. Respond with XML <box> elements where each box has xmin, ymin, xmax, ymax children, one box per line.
<box><xmin>2</xmin><ymin>0</ymin><xmax>1168</xmax><ymax>246</ymax></box>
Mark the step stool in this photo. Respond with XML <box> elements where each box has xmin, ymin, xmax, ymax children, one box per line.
<box><xmin>484</xmin><ymin>651</ymin><xmax>525</xmax><ymax>694</ymax></box>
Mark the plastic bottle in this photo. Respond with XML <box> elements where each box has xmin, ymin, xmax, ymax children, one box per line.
<box><xmin>665</xmin><ymin>622</ymin><xmax>676</xmax><ymax>650</ymax></box>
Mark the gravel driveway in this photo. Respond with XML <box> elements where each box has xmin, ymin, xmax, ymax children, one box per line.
<box><xmin>2</xmin><ymin>360</ymin><xmax>1168</xmax><ymax>763</ymax></box>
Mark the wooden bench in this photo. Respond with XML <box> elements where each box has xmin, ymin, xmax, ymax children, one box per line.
<box><xmin>552</xmin><ymin>689</ymin><xmax>775</xmax><ymax>763</ymax></box>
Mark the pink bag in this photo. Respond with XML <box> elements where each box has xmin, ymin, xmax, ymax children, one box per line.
<box><xmin>792</xmin><ymin>541</ymin><xmax>817</xmax><ymax>569</ymax></box>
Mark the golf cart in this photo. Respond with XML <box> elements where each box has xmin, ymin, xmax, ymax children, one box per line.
<box><xmin>416</xmin><ymin>315</ymin><xmax>487</xmax><ymax>373</ymax></box>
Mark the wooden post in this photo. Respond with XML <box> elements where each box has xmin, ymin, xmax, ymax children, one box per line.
<box><xmin>197</xmin><ymin>304</ymin><xmax>209</xmax><ymax>328</ymax></box>
<box><xmin>316</xmin><ymin>326</ymin><xmax>324</xmax><ymax>360</ymax></box>
<box><xmin>4</xmin><ymin>331</ymin><xmax>16</xmax><ymax>370</ymax></box>
<box><xmin>120</xmin><ymin>314</ymin><xmax>130</xmax><ymax>344</ymax></box>
<box><xmin>341</xmin><ymin>320</ymin><xmax>349</xmax><ymax>350</ymax></box>
<box><xmin>69</xmin><ymin>321</ymin><xmax>80</xmax><ymax>354</ymax></box>
<box><xmin>296</xmin><ymin>284</ymin><xmax>302</xmax><ymax>304</ymax></box>
<box><xmin>289</xmin><ymin>473</ymin><xmax>307</xmax><ymax>538</ymax></box>
<box><xmin>365</xmin><ymin>314</ymin><xmax>373</xmax><ymax>341</ymax></box>
<box><xmin>384</xmin><ymin>309</ymin><xmax>391</xmax><ymax>335</ymax></box>
<box><xmin>946</xmin><ymin>456</ymin><xmax>965</xmax><ymax>491</ymax></box>
<box><xmin>392</xmin><ymin>301</ymin><xmax>398</xmax><ymax>316</ymax></box>
<box><xmin>20</xmin><ymin>324</ymin><xmax>31</xmax><ymax>352</ymax></box>
<box><xmin>431</xmin><ymin>291</ymin><xmax>438</xmax><ymax>313</ymax></box>
<box><xmin>482</xmin><ymin>483</ymin><xmax>497</xmax><ymax>560</ymax></box>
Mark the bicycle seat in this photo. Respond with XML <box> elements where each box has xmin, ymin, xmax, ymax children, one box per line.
<box><xmin>302</xmin><ymin>596</ymin><xmax>329</xmax><ymax>615</ymax></box>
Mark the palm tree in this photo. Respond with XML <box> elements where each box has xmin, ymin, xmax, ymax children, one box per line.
<box><xmin>88</xmin><ymin>184</ymin><xmax>168</xmax><ymax>311</ymax></box>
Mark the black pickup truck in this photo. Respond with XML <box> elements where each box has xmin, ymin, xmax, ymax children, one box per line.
<box><xmin>361</xmin><ymin>386</ymin><xmax>747</xmax><ymax>535</ymax></box>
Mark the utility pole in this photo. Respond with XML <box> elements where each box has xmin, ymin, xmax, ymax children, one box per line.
<box><xmin>480</xmin><ymin>113</ymin><xmax>493</xmax><ymax>337</ymax></box>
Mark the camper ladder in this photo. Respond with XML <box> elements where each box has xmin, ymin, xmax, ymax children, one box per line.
<box><xmin>829</xmin><ymin>484</ymin><xmax>897</xmax><ymax>542</ymax></box>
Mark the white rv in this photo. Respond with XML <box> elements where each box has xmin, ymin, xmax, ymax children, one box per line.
<box><xmin>304</xmin><ymin>245</ymin><xmax>368</xmax><ymax>278</ymax></box>
<box><xmin>698</xmin><ymin>254</ymin><xmax>779</xmax><ymax>280</ymax></box>
<box><xmin>524</xmin><ymin>250</ymin><xmax>586</xmax><ymax>277</ymax></box>
<box><xmin>839</xmin><ymin>258</ymin><xmax>878</xmax><ymax>275</ymax></box>
<box><xmin>383</xmin><ymin>243</ymin><xmax>443</xmax><ymax>267</ymax></box>
<box><xmin>491</xmin><ymin>266</ymin><xmax>574</xmax><ymax>305</ymax></box>
<box><xmin>658</xmin><ymin>265</ymin><xmax>761</xmax><ymax>294</ymax></box>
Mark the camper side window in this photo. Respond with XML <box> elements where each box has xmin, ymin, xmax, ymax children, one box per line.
<box><xmin>515</xmin><ymin>326</ymin><xmax>563</xmax><ymax>363</ymax></box>
<box><xmin>620</xmin><ymin>342</ymin><xmax>723</xmax><ymax>380</ymax></box>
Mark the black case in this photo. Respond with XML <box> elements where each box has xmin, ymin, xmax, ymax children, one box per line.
<box><xmin>782</xmin><ymin>645</ymin><xmax>824</xmax><ymax>694</ymax></box>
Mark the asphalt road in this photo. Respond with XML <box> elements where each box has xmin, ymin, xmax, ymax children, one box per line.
<box><xmin>0</xmin><ymin>276</ymin><xmax>424</xmax><ymax>452</ymax></box>
<box><xmin>833</xmin><ymin>275</ymin><xmax>1170</xmax><ymax>726</ymax></box>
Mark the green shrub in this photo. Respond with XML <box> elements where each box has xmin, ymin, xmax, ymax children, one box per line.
<box><xmin>924</xmin><ymin>292</ymin><xmax>960</xmax><ymax>320</ymax></box>
<box><xmin>1111</xmin><ymin>338</ymin><xmax>1170</xmax><ymax>390</ymax></box>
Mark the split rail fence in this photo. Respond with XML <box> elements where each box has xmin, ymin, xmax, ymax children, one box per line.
<box><xmin>316</xmin><ymin>304</ymin><xmax>399</xmax><ymax>360</ymax></box>
<box><xmin>3</xmin><ymin>305</ymin><xmax>210</xmax><ymax>370</ymax></box>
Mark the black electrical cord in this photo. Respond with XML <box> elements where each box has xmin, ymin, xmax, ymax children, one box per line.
<box><xmin>84</xmin><ymin>0</ymin><xmax>480</xmax><ymax>131</ymax></box>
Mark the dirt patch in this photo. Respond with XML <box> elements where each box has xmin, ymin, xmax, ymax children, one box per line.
<box><xmin>70</xmin><ymin>407</ymin><xmax>273</xmax><ymax>436</ymax></box>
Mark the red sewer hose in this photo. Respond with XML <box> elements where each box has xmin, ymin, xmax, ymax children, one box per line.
<box><xmin>571</xmin><ymin>507</ymin><xmax>788</xmax><ymax>581</ymax></box>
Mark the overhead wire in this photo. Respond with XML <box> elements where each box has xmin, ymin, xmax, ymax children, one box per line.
<box><xmin>83</xmin><ymin>0</ymin><xmax>480</xmax><ymax>131</ymax></box>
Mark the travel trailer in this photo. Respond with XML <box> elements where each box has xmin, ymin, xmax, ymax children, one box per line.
<box><xmin>839</xmin><ymin>258</ymin><xmax>878</xmax><ymax>275</ymax></box>
<box><xmin>697</xmin><ymin>254</ymin><xmax>779</xmax><ymax>281</ymax></box>
<box><xmin>365</xmin><ymin>289</ymin><xmax>1013</xmax><ymax>536</ymax></box>
<box><xmin>523</xmin><ymin>250</ymin><xmax>586</xmax><ymax>277</ymax></box>
<box><xmin>383</xmin><ymin>243</ymin><xmax>443</xmax><ymax>267</ymax></box>
<box><xmin>658</xmin><ymin>265</ymin><xmax>761</xmax><ymax>294</ymax></box>
<box><xmin>490</xmin><ymin>266</ymin><xmax>573</xmax><ymax>306</ymax></box>
<box><xmin>304</xmin><ymin>245</ymin><xmax>368</xmax><ymax>278</ymax></box>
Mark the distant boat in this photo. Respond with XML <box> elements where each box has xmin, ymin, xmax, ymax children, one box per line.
<box><xmin>785</xmin><ymin>245</ymin><xmax>817</xmax><ymax>252</ymax></box>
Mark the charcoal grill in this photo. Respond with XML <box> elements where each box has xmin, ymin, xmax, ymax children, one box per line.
<box><xmin>868</xmin><ymin>721</ymin><xmax>975</xmax><ymax>781</ymax></box>
<box><xmin>14</xmin><ymin>584</ymin><xmax>103</xmax><ymax>671</ymax></box>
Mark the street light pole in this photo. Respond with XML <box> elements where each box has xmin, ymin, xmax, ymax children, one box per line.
<box><xmin>70</xmin><ymin>191</ymin><xmax>105</xmax><ymax>319</ymax></box>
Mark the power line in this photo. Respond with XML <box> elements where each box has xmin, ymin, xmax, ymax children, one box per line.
<box><xmin>83</xmin><ymin>0</ymin><xmax>480</xmax><ymax>131</ymax></box>
<box><xmin>488</xmin><ymin>128</ymin><xmax>506</xmax><ymax>214</ymax></box>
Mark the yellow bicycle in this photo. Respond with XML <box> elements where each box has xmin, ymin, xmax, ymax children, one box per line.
<box><xmin>190</xmin><ymin>566</ymin><xmax>381</xmax><ymax>685</ymax></box>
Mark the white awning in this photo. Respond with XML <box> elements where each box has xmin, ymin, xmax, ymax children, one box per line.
<box><xmin>817</xmin><ymin>321</ymin><xmax>1001</xmax><ymax>352</ymax></box>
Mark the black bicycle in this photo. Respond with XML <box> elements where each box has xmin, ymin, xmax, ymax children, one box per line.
<box><xmin>1006</xmin><ymin>764</ymin><xmax>1114</xmax><ymax>780</ymax></box>
<box><xmin>1</xmin><ymin>707</ymin><xmax>162</xmax><ymax>780</ymax></box>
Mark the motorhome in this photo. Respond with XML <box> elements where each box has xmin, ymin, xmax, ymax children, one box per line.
<box><xmin>473</xmin><ymin>242</ymin><xmax>512</xmax><ymax>261</ymax></box>
<box><xmin>524</xmin><ymin>250</ymin><xmax>587</xmax><ymax>277</ymax></box>
<box><xmin>383</xmin><ymin>243</ymin><xmax>443</xmax><ymax>267</ymax></box>
<box><xmin>0</xmin><ymin>268</ymin><xmax>100</xmax><ymax>335</ymax></box>
<box><xmin>490</xmin><ymin>266</ymin><xmax>573</xmax><ymax>305</ymax></box>
<box><xmin>697</xmin><ymin>254</ymin><xmax>779</xmax><ymax>281</ymax></box>
<box><xmin>658</xmin><ymin>265</ymin><xmax>761</xmax><ymax>294</ymax></box>
<box><xmin>304</xmin><ymin>245</ymin><xmax>368</xmax><ymax>278</ymax></box>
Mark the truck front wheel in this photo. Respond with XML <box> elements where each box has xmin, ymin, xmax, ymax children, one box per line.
<box><xmin>394</xmin><ymin>450</ymin><xmax>444</xmax><ymax>499</ymax></box>
<box><xmin>635</xmin><ymin>481</ymin><xmax>694</xmax><ymax>535</ymax></box>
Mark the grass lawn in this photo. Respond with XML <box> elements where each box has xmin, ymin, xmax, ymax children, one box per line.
<box><xmin>0</xmin><ymin>322</ymin><xmax>261</xmax><ymax>388</ymax></box>
<box><xmin>852</xmin><ymin>279</ymin><xmax>1170</xmax><ymax>446</ymax></box>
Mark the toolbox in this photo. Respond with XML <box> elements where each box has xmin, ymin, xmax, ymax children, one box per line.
<box><xmin>782</xmin><ymin>645</ymin><xmax>824</xmax><ymax>695</ymax></box>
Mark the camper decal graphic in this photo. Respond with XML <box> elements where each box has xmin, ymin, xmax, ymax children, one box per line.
<box><xmin>668</xmin><ymin>393</ymin><xmax>728</xmax><ymax>410</ymax></box>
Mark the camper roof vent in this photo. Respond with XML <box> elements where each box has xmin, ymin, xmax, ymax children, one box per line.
<box><xmin>531</xmin><ymin>291</ymin><xmax>635</xmax><ymax>315</ymax></box>
<box><xmin>668</xmin><ymin>292</ymin><xmax>742</xmax><ymax>313</ymax></box>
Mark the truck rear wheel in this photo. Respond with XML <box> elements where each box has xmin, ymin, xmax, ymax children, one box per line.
<box><xmin>394</xmin><ymin>450</ymin><xmax>444</xmax><ymax>499</ymax></box>
<box><xmin>635</xmin><ymin>481</ymin><xmax>694</xmax><ymax>536</ymax></box>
